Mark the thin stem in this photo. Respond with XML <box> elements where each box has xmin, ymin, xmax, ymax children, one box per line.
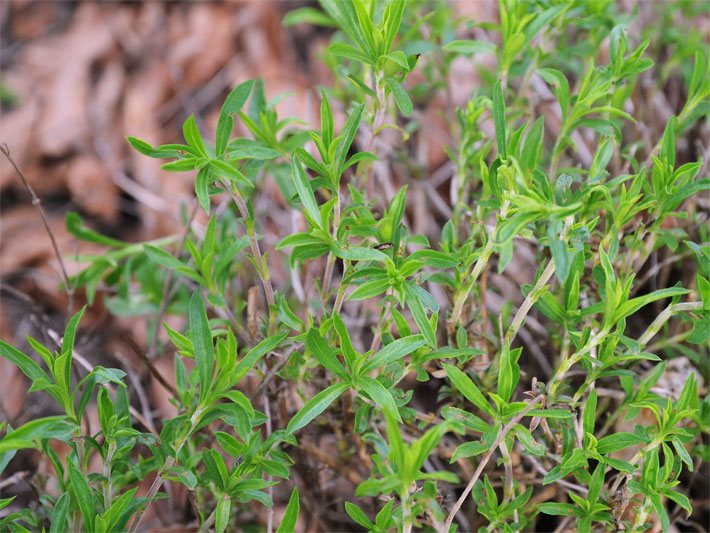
<box><xmin>321</xmin><ymin>194</ymin><xmax>341</xmax><ymax>301</ymax></box>
<box><xmin>443</xmin><ymin>395</ymin><xmax>543</xmax><ymax>532</ymax></box>
<box><xmin>200</xmin><ymin>506</ymin><xmax>217</xmax><ymax>533</ymax></box>
<box><xmin>263</xmin><ymin>395</ymin><xmax>274</xmax><ymax>533</ymax></box>
<box><xmin>569</xmin><ymin>301</ymin><xmax>700</xmax><ymax>404</ymax></box>
<box><xmin>370</xmin><ymin>299</ymin><xmax>393</xmax><ymax>352</ymax></box>
<box><xmin>547</xmin><ymin>329</ymin><xmax>607</xmax><ymax>403</ymax></box>
<box><xmin>357</xmin><ymin>68</ymin><xmax>386</xmax><ymax>193</ymax></box>
<box><xmin>637</xmin><ymin>301</ymin><xmax>701</xmax><ymax>347</ymax></box>
<box><xmin>504</xmin><ymin>258</ymin><xmax>556</xmax><ymax>347</ymax></box>
<box><xmin>225</xmin><ymin>181</ymin><xmax>276</xmax><ymax>331</ymax></box>
<box><xmin>401</xmin><ymin>485</ymin><xmax>414</xmax><ymax>533</ymax></box>
<box><xmin>103</xmin><ymin>440</ymin><xmax>115</xmax><ymax>509</ymax></box>
<box><xmin>128</xmin><ymin>407</ymin><xmax>203</xmax><ymax>533</ymax></box>
<box><xmin>449</xmin><ymin>200</ymin><xmax>510</xmax><ymax>332</ymax></box>
<box><xmin>1</xmin><ymin>143</ymin><xmax>74</xmax><ymax>314</ymax></box>
<box><xmin>498</xmin><ymin>439</ymin><xmax>517</xmax><ymax>522</ymax></box>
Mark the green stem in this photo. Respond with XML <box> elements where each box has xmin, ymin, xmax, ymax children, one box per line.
<box><xmin>103</xmin><ymin>440</ymin><xmax>115</xmax><ymax>509</ymax></box>
<box><xmin>226</xmin><ymin>181</ymin><xmax>276</xmax><ymax>332</ymax></box>
<box><xmin>401</xmin><ymin>484</ymin><xmax>415</xmax><ymax>533</ymax></box>
<box><xmin>443</xmin><ymin>396</ymin><xmax>544</xmax><ymax>532</ymax></box>
<box><xmin>449</xmin><ymin>200</ymin><xmax>510</xmax><ymax>331</ymax></box>
<box><xmin>322</xmin><ymin>194</ymin><xmax>341</xmax><ymax>303</ymax></box>
<box><xmin>547</xmin><ymin>329</ymin><xmax>607</xmax><ymax>402</ymax></box>
<box><xmin>128</xmin><ymin>407</ymin><xmax>204</xmax><ymax>533</ymax></box>
<box><xmin>504</xmin><ymin>258</ymin><xmax>556</xmax><ymax>347</ymax></box>
<box><xmin>370</xmin><ymin>298</ymin><xmax>393</xmax><ymax>352</ymax></box>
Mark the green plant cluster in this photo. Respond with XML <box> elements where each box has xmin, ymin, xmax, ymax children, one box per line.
<box><xmin>1</xmin><ymin>1</ymin><xmax>709</xmax><ymax>532</ymax></box>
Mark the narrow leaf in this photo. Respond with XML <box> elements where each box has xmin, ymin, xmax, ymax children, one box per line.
<box><xmin>188</xmin><ymin>292</ymin><xmax>214</xmax><ymax>402</ymax></box>
<box><xmin>287</xmin><ymin>382</ymin><xmax>349</xmax><ymax>433</ymax></box>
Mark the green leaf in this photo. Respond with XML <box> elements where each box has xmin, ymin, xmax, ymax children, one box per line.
<box><xmin>68</xmin><ymin>461</ymin><xmax>95</xmax><ymax>527</ymax></box>
<box><xmin>328</xmin><ymin>42</ymin><xmax>372</xmax><ymax>64</ymax></box>
<box><xmin>320</xmin><ymin>0</ymin><xmax>371</xmax><ymax>57</ymax></box>
<box><xmin>209</xmin><ymin>159</ymin><xmax>253</xmax><ymax>188</ymax></box>
<box><xmin>381</xmin><ymin>0</ymin><xmax>405</xmax><ymax>55</ymax></box>
<box><xmin>578</xmin><ymin>468</ymin><xmax>598</xmax><ymax>508</ymax></box>
<box><xmin>671</xmin><ymin>437</ymin><xmax>693</xmax><ymax>471</ymax></box>
<box><xmin>104</xmin><ymin>488</ymin><xmax>140</xmax><ymax>532</ymax></box>
<box><xmin>583</xmin><ymin>389</ymin><xmax>597</xmax><ymax>435</ymax></box>
<box><xmin>356</xmin><ymin>376</ymin><xmax>401</xmax><ymax>422</ymax></box>
<box><xmin>404</xmin><ymin>283</ymin><xmax>437</xmax><ymax>348</ymax></box>
<box><xmin>332</xmin><ymin>245</ymin><xmax>388</xmax><ymax>262</ymax></box>
<box><xmin>49</xmin><ymin>493</ymin><xmax>70</xmax><ymax>533</ymax></box>
<box><xmin>538</xmin><ymin>68</ymin><xmax>570</xmax><ymax>117</ymax></box>
<box><xmin>492</xmin><ymin>80</ymin><xmax>507</xmax><ymax>160</ymax></box>
<box><xmin>283</xmin><ymin>7</ymin><xmax>335</xmax><ymax>27</ymax></box>
<box><xmin>547</xmin><ymin>224</ymin><xmax>571</xmax><ymax>284</ymax></box>
<box><xmin>649</xmin><ymin>491</ymin><xmax>669</xmax><ymax>531</ymax></box>
<box><xmin>443</xmin><ymin>40</ymin><xmax>496</xmax><ymax>55</ymax></box>
<box><xmin>215</xmin><ymin>431</ymin><xmax>243</xmax><ymax>457</ymax></box>
<box><xmin>216</xmin><ymin>80</ymin><xmax>254</xmax><ymax>156</ymax></box>
<box><xmin>276</xmin><ymin>487</ymin><xmax>300</xmax><ymax>533</ymax></box>
<box><xmin>527</xmin><ymin>409</ymin><xmax>573</xmax><ymax>419</ymax></box>
<box><xmin>215</xmin><ymin>494</ymin><xmax>231</xmax><ymax>533</ymax></box>
<box><xmin>228</xmin><ymin>140</ymin><xmax>281</xmax><ymax>160</ymax></box>
<box><xmin>188</xmin><ymin>292</ymin><xmax>214</xmax><ymax>403</ymax></box>
<box><xmin>168</xmin><ymin>466</ymin><xmax>198</xmax><ymax>489</ymax></box>
<box><xmin>613</xmin><ymin>286</ymin><xmax>690</xmax><ymax>323</ymax></box>
<box><xmin>385</xmin><ymin>78</ymin><xmax>413</xmax><ymax>117</ymax></box>
<box><xmin>0</xmin><ymin>416</ymin><xmax>74</xmax><ymax>453</ymax></box>
<box><xmin>287</xmin><ymin>382</ymin><xmax>349</xmax><ymax>433</ymax></box>
<box><xmin>520</xmin><ymin>117</ymin><xmax>545</xmax><ymax>171</ymax></box>
<box><xmin>334</xmin><ymin>102</ymin><xmax>365</xmax><ymax>172</ymax></box>
<box><xmin>126</xmin><ymin>136</ymin><xmax>180</xmax><ymax>159</ymax></box>
<box><xmin>349</xmin><ymin>278</ymin><xmax>391</xmax><ymax>300</ymax></box>
<box><xmin>0</xmin><ymin>339</ymin><xmax>48</xmax><ymax>383</ymax></box>
<box><xmin>144</xmin><ymin>244</ymin><xmax>184</xmax><ymax>271</ymax></box>
<box><xmin>62</xmin><ymin>306</ymin><xmax>86</xmax><ymax>356</ymax></box>
<box><xmin>497</xmin><ymin>343</ymin><xmax>518</xmax><ymax>402</ymax></box>
<box><xmin>332</xmin><ymin>313</ymin><xmax>358</xmax><ymax>374</ymax></box>
<box><xmin>597</xmin><ymin>432</ymin><xmax>646</xmax><ymax>454</ymax></box>
<box><xmin>291</xmin><ymin>157</ymin><xmax>323</xmax><ymax>228</ymax></box>
<box><xmin>363</xmin><ymin>335</ymin><xmax>426</xmax><ymax>372</ymax></box>
<box><xmin>451</xmin><ymin>441</ymin><xmax>488</xmax><ymax>461</ymax></box>
<box><xmin>538</xmin><ymin>502</ymin><xmax>576</xmax><ymax>516</ymax></box>
<box><xmin>442</xmin><ymin>363</ymin><xmax>495</xmax><ymax>418</ymax></box>
<box><xmin>495</xmin><ymin>212</ymin><xmax>540</xmax><ymax>244</ymax></box>
<box><xmin>182</xmin><ymin>114</ymin><xmax>207</xmax><ymax>156</ymax></box>
<box><xmin>514</xmin><ymin>424</ymin><xmax>545</xmax><ymax>457</ymax></box>
<box><xmin>161</xmin><ymin>158</ymin><xmax>201</xmax><ymax>172</ymax></box>
<box><xmin>666</xmin><ymin>490</ymin><xmax>692</xmax><ymax>516</ymax></box>
<box><xmin>306</xmin><ymin>329</ymin><xmax>348</xmax><ymax>380</ymax></box>
<box><xmin>320</xmin><ymin>93</ymin><xmax>334</xmax><ymax>146</ymax></box>
<box><xmin>66</xmin><ymin>212</ymin><xmax>127</xmax><ymax>248</ymax></box>
<box><xmin>345</xmin><ymin>502</ymin><xmax>374</xmax><ymax>529</ymax></box>
<box><xmin>233</xmin><ymin>332</ymin><xmax>288</xmax><ymax>382</ymax></box>
<box><xmin>441</xmin><ymin>406</ymin><xmax>490</xmax><ymax>433</ymax></box>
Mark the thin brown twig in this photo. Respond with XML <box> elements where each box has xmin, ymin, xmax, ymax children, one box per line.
<box><xmin>1</xmin><ymin>143</ymin><xmax>74</xmax><ymax>314</ymax></box>
<box><xmin>125</xmin><ymin>336</ymin><xmax>180</xmax><ymax>399</ymax></box>
<box><xmin>0</xmin><ymin>470</ymin><xmax>29</xmax><ymax>490</ymax></box>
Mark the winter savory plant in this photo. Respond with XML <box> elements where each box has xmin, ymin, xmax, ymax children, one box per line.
<box><xmin>1</xmin><ymin>0</ymin><xmax>709</xmax><ymax>531</ymax></box>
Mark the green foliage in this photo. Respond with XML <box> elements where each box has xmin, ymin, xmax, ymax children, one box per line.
<box><xmin>2</xmin><ymin>0</ymin><xmax>708</xmax><ymax>531</ymax></box>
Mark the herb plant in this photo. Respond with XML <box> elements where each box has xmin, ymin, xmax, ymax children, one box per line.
<box><xmin>1</xmin><ymin>1</ymin><xmax>708</xmax><ymax>532</ymax></box>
